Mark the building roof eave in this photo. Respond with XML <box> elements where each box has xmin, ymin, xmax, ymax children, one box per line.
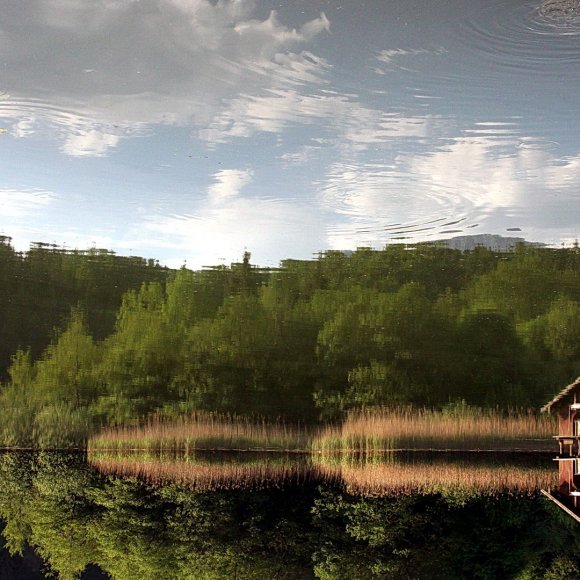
<box><xmin>541</xmin><ymin>377</ymin><xmax>580</xmax><ymax>413</ymax></box>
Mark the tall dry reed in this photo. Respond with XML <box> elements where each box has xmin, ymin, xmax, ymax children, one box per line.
<box><xmin>314</xmin><ymin>407</ymin><xmax>555</xmax><ymax>453</ymax></box>
<box><xmin>88</xmin><ymin>411</ymin><xmax>314</xmax><ymax>452</ymax></box>
<box><xmin>88</xmin><ymin>407</ymin><xmax>556</xmax><ymax>454</ymax></box>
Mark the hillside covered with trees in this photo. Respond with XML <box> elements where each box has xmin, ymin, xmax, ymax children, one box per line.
<box><xmin>0</xmin><ymin>236</ymin><xmax>579</xmax><ymax>447</ymax></box>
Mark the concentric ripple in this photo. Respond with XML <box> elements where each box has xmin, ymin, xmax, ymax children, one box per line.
<box><xmin>457</xmin><ymin>0</ymin><xmax>580</xmax><ymax>77</ymax></box>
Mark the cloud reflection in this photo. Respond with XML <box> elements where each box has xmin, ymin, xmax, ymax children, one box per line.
<box><xmin>0</xmin><ymin>189</ymin><xmax>56</xmax><ymax>218</ymax></box>
<box><xmin>0</xmin><ymin>0</ymin><xmax>578</xmax><ymax>264</ymax></box>
<box><xmin>200</xmin><ymin>88</ymin><xmax>432</xmax><ymax>148</ymax></box>
<box><xmin>207</xmin><ymin>169</ymin><xmax>254</xmax><ymax>202</ymax></box>
<box><xmin>318</xmin><ymin>134</ymin><xmax>580</xmax><ymax>250</ymax></box>
<box><xmin>0</xmin><ymin>0</ymin><xmax>330</xmax><ymax>156</ymax></box>
<box><xmin>410</xmin><ymin>137</ymin><xmax>580</xmax><ymax>209</ymax></box>
<box><xmin>144</xmin><ymin>167</ymin><xmax>324</xmax><ymax>268</ymax></box>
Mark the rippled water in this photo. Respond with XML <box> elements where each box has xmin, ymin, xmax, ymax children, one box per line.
<box><xmin>0</xmin><ymin>0</ymin><xmax>578</xmax><ymax>267</ymax></box>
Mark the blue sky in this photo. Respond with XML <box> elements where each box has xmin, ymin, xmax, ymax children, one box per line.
<box><xmin>1</xmin><ymin>0</ymin><xmax>579</xmax><ymax>268</ymax></box>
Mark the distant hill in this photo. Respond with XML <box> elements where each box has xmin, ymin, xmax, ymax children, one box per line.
<box><xmin>339</xmin><ymin>234</ymin><xmax>543</xmax><ymax>256</ymax></box>
<box><xmin>437</xmin><ymin>234</ymin><xmax>543</xmax><ymax>252</ymax></box>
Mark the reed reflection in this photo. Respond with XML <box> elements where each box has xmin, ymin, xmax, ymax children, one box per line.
<box><xmin>89</xmin><ymin>450</ymin><xmax>556</xmax><ymax>497</ymax></box>
<box><xmin>89</xmin><ymin>450</ymin><xmax>330</xmax><ymax>492</ymax></box>
<box><xmin>327</xmin><ymin>452</ymin><xmax>556</xmax><ymax>497</ymax></box>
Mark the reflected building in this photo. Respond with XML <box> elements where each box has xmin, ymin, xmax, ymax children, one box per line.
<box><xmin>541</xmin><ymin>377</ymin><xmax>580</xmax><ymax>523</ymax></box>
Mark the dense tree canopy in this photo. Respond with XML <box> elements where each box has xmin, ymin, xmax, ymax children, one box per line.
<box><xmin>0</xmin><ymin>237</ymin><xmax>168</xmax><ymax>380</ymax></box>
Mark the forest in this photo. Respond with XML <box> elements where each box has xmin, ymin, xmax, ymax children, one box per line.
<box><xmin>0</xmin><ymin>235</ymin><xmax>579</xmax><ymax>447</ymax></box>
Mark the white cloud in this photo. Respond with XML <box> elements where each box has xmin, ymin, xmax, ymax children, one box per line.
<box><xmin>62</xmin><ymin>130</ymin><xmax>121</xmax><ymax>157</ymax></box>
<box><xmin>144</xmin><ymin>196</ymin><xmax>324</xmax><ymax>268</ymax></box>
<box><xmin>374</xmin><ymin>47</ymin><xmax>445</xmax><ymax>74</ymax></box>
<box><xmin>409</xmin><ymin>138</ymin><xmax>524</xmax><ymax>208</ymax></box>
<box><xmin>0</xmin><ymin>189</ymin><xmax>56</xmax><ymax>217</ymax></box>
<box><xmin>377</xmin><ymin>48</ymin><xmax>429</xmax><ymax>64</ymax></box>
<box><xmin>0</xmin><ymin>99</ymin><xmax>137</xmax><ymax>155</ymax></box>
<box><xmin>142</xmin><ymin>164</ymin><xmax>324</xmax><ymax>267</ymax></box>
<box><xmin>317</xmin><ymin>135</ymin><xmax>580</xmax><ymax>251</ymax></box>
<box><xmin>234</xmin><ymin>9</ymin><xmax>329</xmax><ymax>43</ymax></box>
<box><xmin>544</xmin><ymin>154</ymin><xmax>580</xmax><ymax>188</ymax></box>
<box><xmin>408</xmin><ymin>137</ymin><xmax>580</xmax><ymax>209</ymax></box>
<box><xmin>200</xmin><ymin>87</ymin><xmax>432</xmax><ymax>149</ymax></box>
<box><xmin>207</xmin><ymin>169</ymin><xmax>254</xmax><ymax>202</ymax></box>
<box><xmin>1</xmin><ymin>2</ymin><xmax>433</xmax><ymax>155</ymax></box>
<box><xmin>0</xmin><ymin>0</ymin><xmax>330</xmax><ymax>156</ymax></box>
<box><xmin>317</xmin><ymin>161</ymin><xmax>457</xmax><ymax>250</ymax></box>
<box><xmin>342</xmin><ymin>111</ymin><xmax>429</xmax><ymax>146</ymax></box>
<box><xmin>279</xmin><ymin>145</ymin><xmax>319</xmax><ymax>165</ymax></box>
<box><xmin>0</xmin><ymin>2</ymin><xmax>435</xmax><ymax>163</ymax></box>
<box><xmin>247</xmin><ymin>51</ymin><xmax>331</xmax><ymax>87</ymax></box>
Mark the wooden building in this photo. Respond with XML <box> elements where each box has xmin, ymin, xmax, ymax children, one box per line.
<box><xmin>541</xmin><ymin>377</ymin><xmax>580</xmax><ymax>456</ymax></box>
<box><xmin>541</xmin><ymin>377</ymin><xmax>580</xmax><ymax>523</ymax></box>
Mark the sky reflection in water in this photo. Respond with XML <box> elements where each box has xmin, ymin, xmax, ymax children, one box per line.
<box><xmin>1</xmin><ymin>0</ymin><xmax>579</xmax><ymax>267</ymax></box>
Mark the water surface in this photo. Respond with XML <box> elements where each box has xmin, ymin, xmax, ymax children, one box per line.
<box><xmin>0</xmin><ymin>451</ymin><xmax>577</xmax><ymax>579</ymax></box>
<box><xmin>1</xmin><ymin>2</ymin><xmax>580</xmax><ymax>577</ymax></box>
<box><xmin>1</xmin><ymin>0</ymin><xmax>579</xmax><ymax>267</ymax></box>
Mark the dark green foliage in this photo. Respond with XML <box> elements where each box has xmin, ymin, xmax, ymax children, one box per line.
<box><xmin>0</xmin><ymin>452</ymin><xmax>318</xmax><ymax>579</ymax></box>
<box><xmin>0</xmin><ymin>237</ymin><xmax>168</xmax><ymax>380</ymax></box>
<box><xmin>1</xmin><ymin>238</ymin><xmax>580</xmax><ymax>446</ymax></box>
<box><xmin>311</xmin><ymin>485</ymin><xmax>580</xmax><ymax>580</ymax></box>
<box><xmin>0</xmin><ymin>452</ymin><xmax>579</xmax><ymax>579</ymax></box>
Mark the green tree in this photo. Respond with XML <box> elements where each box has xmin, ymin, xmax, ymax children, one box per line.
<box><xmin>96</xmin><ymin>282</ymin><xmax>181</xmax><ymax>423</ymax></box>
<box><xmin>32</xmin><ymin>309</ymin><xmax>100</xmax><ymax>408</ymax></box>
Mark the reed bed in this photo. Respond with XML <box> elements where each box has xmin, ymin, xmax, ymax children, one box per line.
<box><xmin>89</xmin><ymin>450</ymin><xmax>332</xmax><ymax>491</ymax></box>
<box><xmin>88</xmin><ymin>407</ymin><xmax>556</xmax><ymax>454</ymax></box>
<box><xmin>314</xmin><ymin>407</ymin><xmax>556</xmax><ymax>453</ymax></box>
<box><xmin>88</xmin><ymin>412</ymin><xmax>314</xmax><ymax>453</ymax></box>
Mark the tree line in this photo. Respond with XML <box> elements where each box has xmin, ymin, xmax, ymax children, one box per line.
<box><xmin>0</xmin><ymin>237</ymin><xmax>579</xmax><ymax>446</ymax></box>
<box><xmin>0</xmin><ymin>236</ymin><xmax>168</xmax><ymax>379</ymax></box>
